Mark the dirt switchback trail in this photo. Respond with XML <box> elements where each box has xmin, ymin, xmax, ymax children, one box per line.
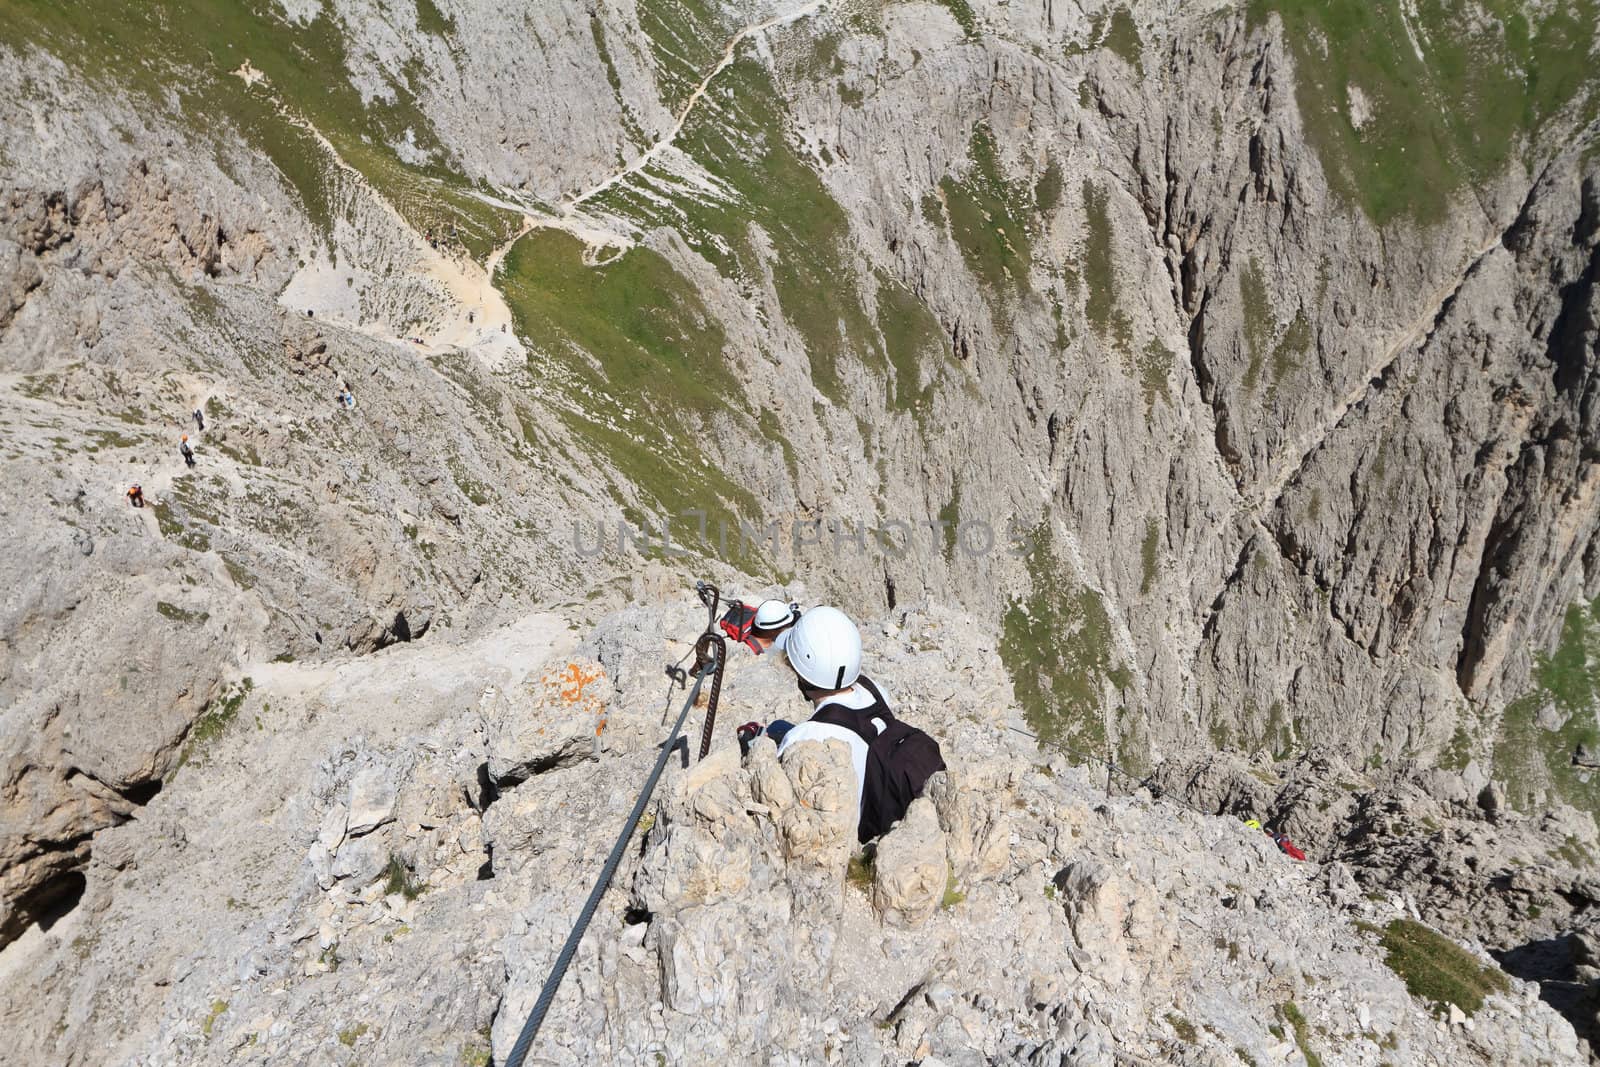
<box><xmin>571</xmin><ymin>1</ymin><xmax>826</xmax><ymax>210</ymax></box>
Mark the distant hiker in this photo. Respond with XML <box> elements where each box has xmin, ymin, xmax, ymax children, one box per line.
<box><xmin>127</xmin><ymin>484</ymin><xmax>144</xmax><ymax>508</ymax></box>
<box><xmin>337</xmin><ymin>389</ymin><xmax>355</xmax><ymax>409</ymax></box>
<box><xmin>467</xmin><ymin>310</ymin><xmax>475</xmax><ymax>325</ymax></box>
<box><xmin>179</xmin><ymin>434</ymin><xmax>195</xmax><ymax>467</ymax></box>
<box><xmin>1271</xmin><ymin>830</ymin><xmax>1307</xmax><ymax>862</ymax></box>
<box><xmin>193</xmin><ymin>407</ymin><xmax>205</xmax><ymax>431</ymax></box>
<box><xmin>306</xmin><ymin>308</ymin><xmax>314</xmax><ymax>318</ymax></box>
<box><xmin>765</xmin><ymin>606</ymin><xmax>945</xmax><ymax>842</ymax></box>
<box><xmin>1244</xmin><ymin>816</ymin><xmax>1307</xmax><ymax>861</ymax></box>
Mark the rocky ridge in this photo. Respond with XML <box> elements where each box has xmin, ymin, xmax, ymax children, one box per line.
<box><xmin>1</xmin><ymin>590</ymin><xmax>1590</xmax><ymax>1066</ymax></box>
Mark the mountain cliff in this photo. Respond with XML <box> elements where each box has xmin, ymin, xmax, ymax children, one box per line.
<box><xmin>1</xmin><ymin>0</ymin><xmax>1599</xmax><ymax>1062</ymax></box>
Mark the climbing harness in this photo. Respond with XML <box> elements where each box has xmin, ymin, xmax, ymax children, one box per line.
<box><xmin>503</xmin><ymin>580</ymin><xmax>728</xmax><ymax>1067</ymax></box>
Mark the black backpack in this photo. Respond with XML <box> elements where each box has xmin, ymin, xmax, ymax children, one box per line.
<box><xmin>810</xmin><ymin>676</ymin><xmax>946</xmax><ymax>843</ymax></box>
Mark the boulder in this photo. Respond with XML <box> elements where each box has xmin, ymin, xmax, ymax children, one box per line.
<box><xmin>871</xmin><ymin>797</ymin><xmax>946</xmax><ymax>927</ymax></box>
<box><xmin>346</xmin><ymin>766</ymin><xmax>396</xmax><ymax>837</ymax></box>
<box><xmin>484</xmin><ymin>660</ymin><xmax>608</xmax><ymax>785</ymax></box>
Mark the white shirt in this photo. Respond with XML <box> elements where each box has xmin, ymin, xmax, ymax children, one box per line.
<box><xmin>776</xmin><ymin>682</ymin><xmax>890</xmax><ymax>810</ymax></box>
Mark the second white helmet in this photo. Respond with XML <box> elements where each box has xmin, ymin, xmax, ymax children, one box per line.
<box><xmin>753</xmin><ymin>599</ymin><xmax>799</xmax><ymax>630</ymax></box>
<box><xmin>782</xmin><ymin>605</ymin><xmax>861</xmax><ymax>690</ymax></box>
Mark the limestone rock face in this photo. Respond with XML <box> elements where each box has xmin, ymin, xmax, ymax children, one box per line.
<box><xmin>1</xmin><ymin>0</ymin><xmax>1599</xmax><ymax>1061</ymax></box>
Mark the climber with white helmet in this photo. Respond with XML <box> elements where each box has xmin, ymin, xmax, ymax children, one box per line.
<box><xmin>750</xmin><ymin>599</ymin><xmax>799</xmax><ymax>651</ymax></box>
<box><xmin>755</xmin><ymin>606</ymin><xmax>945</xmax><ymax>842</ymax></box>
<box><xmin>718</xmin><ymin>597</ymin><xmax>799</xmax><ymax>654</ymax></box>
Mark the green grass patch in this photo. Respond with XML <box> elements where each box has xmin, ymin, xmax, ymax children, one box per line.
<box><xmin>17</xmin><ymin>372</ymin><xmax>62</xmax><ymax>400</ymax></box>
<box><xmin>178</xmin><ymin>677</ymin><xmax>253</xmax><ymax>767</ymax></box>
<box><xmin>1279</xmin><ymin>1002</ymin><xmax>1322</xmax><ymax>1067</ymax></box>
<box><xmin>202</xmin><ymin>999</ymin><xmax>228</xmax><ymax>1038</ymax></box>
<box><xmin>215</xmin><ymin>437</ymin><xmax>261</xmax><ymax>467</ymax></box>
<box><xmin>1240</xmin><ymin>257</ymin><xmax>1273</xmax><ymax>392</ymax></box>
<box><xmin>1101</xmin><ymin>7</ymin><xmax>1142</xmax><ymax>70</ymax></box>
<box><xmin>383</xmin><ymin>854</ymin><xmax>425</xmax><ymax>900</ymax></box>
<box><xmin>1137</xmin><ymin>339</ymin><xmax>1173</xmax><ymax>413</ymax></box>
<box><xmin>151</xmin><ymin>496</ymin><xmax>212</xmax><ymax>553</ymax></box>
<box><xmin>938</xmin><ymin>479</ymin><xmax>961</xmax><ymax>563</ymax></box>
<box><xmin>941</xmin><ymin>865</ymin><xmax>966</xmax><ymax>909</ymax></box>
<box><xmin>1249</xmin><ymin>0</ymin><xmax>1600</xmax><ymax>224</ymax></box>
<box><xmin>1140</xmin><ymin>518</ymin><xmax>1160</xmax><ymax>595</ymax></box>
<box><xmin>459</xmin><ymin>1033</ymin><xmax>492</xmax><ymax>1067</ymax></box>
<box><xmin>1272</xmin><ymin>309</ymin><xmax>1311</xmax><ymax>385</ymax></box>
<box><xmin>1377</xmin><ymin>919</ymin><xmax>1510</xmax><ymax>1016</ymax></box>
<box><xmin>82</xmin><ymin>428</ymin><xmax>142</xmax><ymax>453</ymax></box>
<box><xmin>1165</xmin><ymin>1013</ymin><xmax>1198</xmax><ymax>1044</ymax></box>
<box><xmin>337</xmin><ymin>1022</ymin><xmax>370</xmax><ymax>1047</ymax></box>
<box><xmin>875</xmin><ymin>275</ymin><xmax>951</xmax><ymax>420</ymax></box>
<box><xmin>156</xmin><ymin>600</ymin><xmax>209</xmax><ymax>625</ymax></box>
<box><xmin>1539</xmin><ymin>598</ymin><xmax>1600</xmax><ymax>711</ymax></box>
<box><xmin>1000</xmin><ymin>522</ymin><xmax>1130</xmax><ymax>756</ymax></box>
<box><xmin>500</xmin><ymin>231</ymin><xmax>731</xmax><ymax>423</ymax></box>
<box><xmin>1035</xmin><ymin>156</ymin><xmax>1064</xmax><ymax>214</ymax></box>
<box><xmin>414</xmin><ymin>0</ymin><xmax>453</xmax><ymax>37</ymax></box>
<box><xmin>846</xmin><ymin>849</ymin><xmax>876</xmax><ymax>892</ymax></box>
<box><xmin>758</xmin><ymin>409</ymin><xmax>799</xmax><ymax>483</ymax></box>
<box><xmin>934</xmin><ymin>0</ymin><xmax>977</xmax><ymax>36</ymax></box>
<box><xmin>1440</xmin><ymin>715</ymin><xmax>1476</xmax><ymax>772</ymax></box>
<box><xmin>1493</xmin><ymin>596</ymin><xmax>1600</xmax><ymax>814</ymax></box>
<box><xmin>221</xmin><ymin>554</ymin><xmax>255</xmax><ymax>590</ymax></box>
<box><xmin>940</xmin><ymin>124</ymin><xmax>1032</xmax><ymax>295</ymax></box>
<box><xmin>1082</xmin><ymin>181</ymin><xmax>1132</xmax><ymax>352</ymax></box>
<box><xmin>500</xmin><ymin>229</ymin><xmax>762</xmax><ymax>564</ymax></box>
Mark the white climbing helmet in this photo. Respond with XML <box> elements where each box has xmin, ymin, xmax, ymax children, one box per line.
<box><xmin>782</xmin><ymin>605</ymin><xmax>861</xmax><ymax>690</ymax></box>
<box><xmin>752</xmin><ymin>599</ymin><xmax>798</xmax><ymax>631</ymax></box>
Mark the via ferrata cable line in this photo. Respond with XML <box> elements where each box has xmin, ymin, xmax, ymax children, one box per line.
<box><xmin>503</xmin><ymin>581</ymin><xmax>727</xmax><ymax>1067</ymax></box>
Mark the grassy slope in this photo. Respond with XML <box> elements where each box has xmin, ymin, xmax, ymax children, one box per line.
<box><xmin>1250</xmin><ymin>0</ymin><xmax>1600</xmax><ymax>225</ymax></box>
<box><xmin>1</xmin><ymin>0</ymin><xmax>519</xmax><ymax>256</ymax></box>
<box><xmin>1494</xmin><ymin>596</ymin><xmax>1600</xmax><ymax>815</ymax></box>
<box><xmin>591</xmin><ymin>54</ymin><xmax>890</xmax><ymax>405</ymax></box>
<box><xmin>1000</xmin><ymin>523</ymin><xmax>1133</xmax><ymax>759</ymax></box>
<box><xmin>498</xmin><ymin>230</ymin><xmax>763</xmax><ymax>565</ymax></box>
<box><xmin>940</xmin><ymin>125</ymin><xmax>1033</xmax><ymax>297</ymax></box>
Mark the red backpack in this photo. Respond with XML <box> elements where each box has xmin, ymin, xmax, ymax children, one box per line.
<box><xmin>718</xmin><ymin>602</ymin><xmax>762</xmax><ymax>653</ymax></box>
